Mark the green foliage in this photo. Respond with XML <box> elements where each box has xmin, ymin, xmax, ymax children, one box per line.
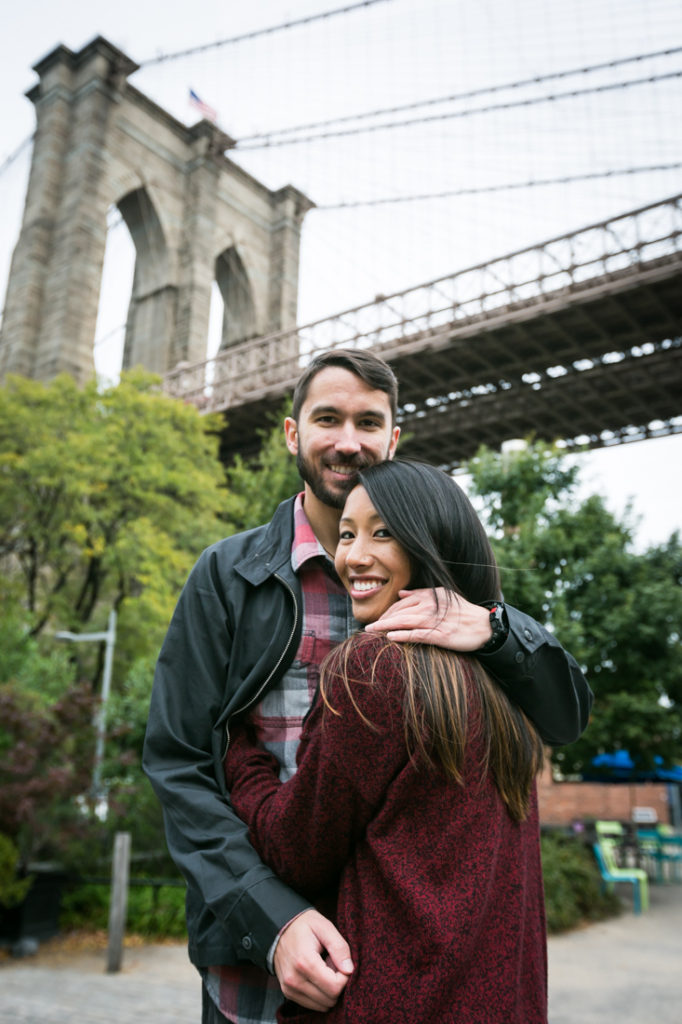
<box><xmin>0</xmin><ymin>370</ymin><xmax>227</xmax><ymax>682</ymax></box>
<box><xmin>59</xmin><ymin>838</ymin><xmax>613</xmax><ymax>940</ymax></box>
<box><xmin>0</xmin><ymin>601</ymin><xmax>78</xmax><ymax>701</ymax></box>
<box><xmin>0</xmin><ymin>379</ymin><xmax>307</xmax><ymax>880</ymax></box>
<box><xmin>541</xmin><ymin>832</ymin><xmax>620</xmax><ymax>933</ymax></box>
<box><xmin>59</xmin><ymin>882</ymin><xmax>110</xmax><ymax>931</ymax></box>
<box><xmin>470</xmin><ymin>441</ymin><xmax>579</xmax><ymax>538</ymax></box>
<box><xmin>60</xmin><ymin>881</ymin><xmax>186</xmax><ymax>938</ymax></box>
<box><xmin>126</xmin><ymin>883</ymin><xmax>186</xmax><ymax>937</ymax></box>
<box><xmin>0</xmin><ymin>833</ymin><xmax>33</xmax><ymax>908</ymax></box>
<box><xmin>467</xmin><ymin>440</ymin><xmax>682</xmax><ymax>775</ymax></box>
<box><xmin>222</xmin><ymin>405</ymin><xmax>302</xmax><ymax>534</ymax></box>
<box><xmin>0</xmin><ymin>378</ymin><xmax>310</xmax><ymax>881</ymax></box>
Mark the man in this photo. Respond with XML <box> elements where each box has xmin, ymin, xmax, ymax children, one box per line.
<box><xmin>143</xmin><ymin>349</ymin><xmax>592</xmax><ymax>1023</ymax></box>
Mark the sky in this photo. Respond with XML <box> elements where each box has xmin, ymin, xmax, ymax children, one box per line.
<box><xmin>1</xmin><ymin>0</ymin><xmax>680</xmax><ymax>549</ymax></box>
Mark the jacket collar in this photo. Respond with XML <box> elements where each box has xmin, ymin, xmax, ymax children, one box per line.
<box><xmin>235</xmin><ymin>496</ymin><xmax>297</xmax><ymax>586</ymax></box>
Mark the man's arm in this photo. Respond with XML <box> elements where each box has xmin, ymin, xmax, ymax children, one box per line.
<box><xmin>365</xmin><ymin>588</ymin><xmax>592</xmax><ymax>746</ymax></box>
<box><xmin>142</xmin><ymin>545</ymin><xmax>350</xmax><ymax>999</ymax></box>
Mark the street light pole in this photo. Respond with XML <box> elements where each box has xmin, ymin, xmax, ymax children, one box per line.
<box><xmin>55</xmin><ymin>609</ymin><xmax>117</xmax><ymax>799</ymax></box>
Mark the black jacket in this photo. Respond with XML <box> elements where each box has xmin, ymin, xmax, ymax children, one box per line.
<box><xmin>142</xmin><ymin>496</ymin><xmax>592</xmax><ymax>970</ymax></box>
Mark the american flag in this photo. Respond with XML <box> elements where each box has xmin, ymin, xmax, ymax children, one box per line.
<box><xmin>189</xmin><ymin>89</ymin><xmax>218</xmax><ymax>124</ymax></box>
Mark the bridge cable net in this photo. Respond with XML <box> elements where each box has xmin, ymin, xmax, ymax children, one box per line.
<box><xmin>2</xmin><ymin>0</ymin><xmax>681</xmax><ymax>389</ymax></box>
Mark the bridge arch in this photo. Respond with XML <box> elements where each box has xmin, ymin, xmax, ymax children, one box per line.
<box><xmin>117</xmin><ymin>187</ymin><xmax>174</xmax><ymax>374</ymax></box>
<box><xmin>215</xmin><ymin>245</ymin><xmax>257</xmax><ymax>350</ymax></box>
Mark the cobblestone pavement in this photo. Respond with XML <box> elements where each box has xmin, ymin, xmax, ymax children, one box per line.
<box><xmin>1</xmin><ymin>882</ymin><xmax>682</xmax><ymax>1023</ymax></box>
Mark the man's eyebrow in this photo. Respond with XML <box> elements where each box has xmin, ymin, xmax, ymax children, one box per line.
<box><xmin>309</xmin><ymin>404</ymin><xmax>387</xmax><ymax>422</ymax></box>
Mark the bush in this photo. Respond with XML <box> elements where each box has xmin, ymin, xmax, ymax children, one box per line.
<box><xmin>60</xmin><ymin>833</ymin><xmax>619</xmax><ymax>941</ymax></box>
<box><xmin>0</xmin><ymin>682</ymin><xmax>96</xmax><ymax>869</ymax></box>
<box><xmin>0</xmin><ymin>833</ymin><xmax>33</xmax><ymax>909</ymax></box>
<box><xmin>541</xmin><ymin>831</ymin><xmax>620</xmax><ymax>933</ymax></box>
<box><xmin>59</xmin><ymin>882</ymin><xmax>110</xmax><ymax>931</ymax></box>
<box><xmin>126</xmin><ymin>884</ymin><xmax>186</xmax><ymax>937</ymax></box>
<box><xmin>60</xmin><ymin>880</ymin><xmax>186</xmax><ymax>938</ymax></box>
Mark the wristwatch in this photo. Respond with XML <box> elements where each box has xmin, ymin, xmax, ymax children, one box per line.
<box><xmin>478</xmin><ymin>601</ymin><xmax>508</xmax><ymax>653</ymax></box>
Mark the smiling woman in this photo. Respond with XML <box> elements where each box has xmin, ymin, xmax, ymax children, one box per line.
<box><xmin>335</xmin><ymin>484</ymin><xmax>411</xmax><ymax>622</ymax></box>
<box><xmin>224</xmin><ymin>458</ymin><xmax>549</xmax><ymax>1024</ymax></box>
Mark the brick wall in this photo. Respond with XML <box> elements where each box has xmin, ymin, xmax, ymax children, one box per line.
<box><xmin>537</xmin><ymin>758</ymin><xmax>670</xmax><ymax>826</ymax></box>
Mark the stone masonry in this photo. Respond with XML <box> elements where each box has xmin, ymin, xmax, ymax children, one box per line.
<box><xmin>0</xmin><ymin>36</ymin><xmax>314</xmax><ymax>384</ymax></box>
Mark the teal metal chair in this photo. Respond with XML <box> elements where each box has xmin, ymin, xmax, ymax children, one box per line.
<box><xmin>637</xmin><ymin>826</ymin><xmax>682</xmax><ymax>882</ymax></box>
<box><xmin>593</xmin><ymin>838</ymin><xmax>649</xmax><ymax>913</ymax></box>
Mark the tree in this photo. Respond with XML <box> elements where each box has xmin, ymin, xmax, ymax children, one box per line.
<box><xmin>467</xmin><ymin>441</ymin><xmax>682</xmax><ymax>775</ymax></box>
<box><xmin>0</xmin><ymin>370</ymin><xmax>228</xmax><ymax>682</ymax></box>
<box><xmin>0</xmin><ymin>377</ymin><xmax>306</xmax><ymax>873</ymax></box>
<box><xmin>0</xmin><ymin>680</ymin><xmax>96</xmax><ymax>869</ymax></box>
<box><xmin>221</xmin><ymin>404</ymin><xmax>302</xmax><ymax>535</ymax></box>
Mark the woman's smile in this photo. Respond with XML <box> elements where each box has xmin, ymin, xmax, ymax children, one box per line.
<box><xmin>335</xmin><ymin>485</ymin><xmax>411</xmax><ymax>623</ymax></box>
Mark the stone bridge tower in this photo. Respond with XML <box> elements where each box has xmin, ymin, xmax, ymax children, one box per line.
<box><xmin>0</xmin><ymin>36</ymin><xmax>313</xmax><ymax>383</ymax></box>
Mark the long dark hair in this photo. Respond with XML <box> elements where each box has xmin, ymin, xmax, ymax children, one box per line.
<box><xmin>323</xmin><ymin>459</ymin><xmax>544</xmax><ymax>822</ymax></box>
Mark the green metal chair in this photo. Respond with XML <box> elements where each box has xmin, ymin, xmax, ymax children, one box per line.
<box><xmin>595</xmin><ymin>820</ymin><xmax>625</xmax><ymax>838</ymax></box>
<box><xmin>593</xmin><ymin>838</ymin><xmax>649</xmax><ymax>913</ymax></box>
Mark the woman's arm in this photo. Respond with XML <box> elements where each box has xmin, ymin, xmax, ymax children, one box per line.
<box><xmin>224</xmin><ymin>639</ymin><xmax>407</xmax><ymax>897</ymax></box>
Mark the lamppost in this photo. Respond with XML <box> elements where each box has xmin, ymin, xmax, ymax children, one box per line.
<box><xmin>55</xmin><ymin>609</ymin><xmax>117</xmax><ymax>799</ymax></box>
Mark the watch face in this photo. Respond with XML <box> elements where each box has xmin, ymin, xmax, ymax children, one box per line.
<box><xmin>489</xmin><ymin>604</ymin><xmax>507</xmax><ymax>641</ymax></box>
<box><xmin>479</xmin><ymin>602</ymin><xmax>507</xmax><ymax>652</ymax></box>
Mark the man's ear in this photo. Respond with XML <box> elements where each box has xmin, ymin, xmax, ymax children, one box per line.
<box><xmin>388</xmin><ymin>425</ymin><xmax>401</xmax><ymax>459</ymax></box>
<box><xmin>284</xmin><ymin>417</ymin><xmax>299</xmax><ymax>455</ymax></box>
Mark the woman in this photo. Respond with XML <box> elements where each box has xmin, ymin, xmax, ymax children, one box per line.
<box><xmin>225</xmin><ymin>459</ymin><xmax>547</xmax><ymax>1023</ymax></box>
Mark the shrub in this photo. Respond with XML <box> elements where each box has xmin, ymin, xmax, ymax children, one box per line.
<box><xmin>60</xmin><ymin>880</ymin><xmax>186</xmax><ymax>938</ymax></box>
<box><xmin>61</xmin><ymin>834</ymin><xmax>619</xmax><ymax>941</ymax></box>
<box><xmin>541</xmin><ymin>831</ymin><xmax>620</xmax><ymax>933</ymax></box>
<box><xmin>0</xmin><ymin>682</ymin><xmax>96</xmax><ymax>868</ymax></box>
<box><xmin>0</xmin><ymin>833</ymin><xmax>33</xmax><ymax>909</ymax></box>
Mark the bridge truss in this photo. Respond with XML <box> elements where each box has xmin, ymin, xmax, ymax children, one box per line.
<box><xmin>164</xmin><ymin>194</ymin><xmax>682</xmax><ymax>469</ymax></box>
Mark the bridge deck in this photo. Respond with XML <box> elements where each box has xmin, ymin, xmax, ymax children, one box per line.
<box><xmin>164</xmin><ymin>195</ymin><xmax>682</xmax><ymax>467</ymax></box>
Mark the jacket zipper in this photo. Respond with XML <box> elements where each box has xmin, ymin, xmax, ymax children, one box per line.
<box><xmin>225</xmin><ymin>572</ymin><xmax>299</xmax><ymax>745</ymax></box>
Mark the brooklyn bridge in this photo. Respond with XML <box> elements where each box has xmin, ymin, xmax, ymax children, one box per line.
<box><xmin>1</xmin><ymin>32</ymin><xmax>680</xmax><ymax>474</ymax></box>
<box><xmin>164</xmin><ymin>192</ymin><xmax>682</xmax><ymax>470</ymax></box>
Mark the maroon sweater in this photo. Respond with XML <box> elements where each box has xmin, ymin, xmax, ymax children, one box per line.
<box><xmin>225</xmin><ymin>636</ymin><xmax>547</xmax><ymax>1024</ymax></box>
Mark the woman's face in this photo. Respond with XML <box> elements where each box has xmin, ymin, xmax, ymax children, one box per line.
<box><xmin>334</xmin><ymin>485</ymin><xmax>411</xmax><ymax>623</ymax></box>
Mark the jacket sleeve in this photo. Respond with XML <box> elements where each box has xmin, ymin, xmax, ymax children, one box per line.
<box><xmin>477</xmin><ymin>604</ymin><xmax>593</xmax><ymax>747</ymax></box>
<box><xmin>142</xmin><ymin>546</ymin><xmax>310</xmax><ymax>970</ymax></box>
<box><xmin>223</xmin><ymin>644</ymin><xmax>408</xmax><ymax>898</ymax></box>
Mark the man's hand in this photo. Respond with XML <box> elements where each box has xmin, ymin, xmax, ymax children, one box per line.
<box><xmin>365</xmin><ymin>588</ymin><xmax>492</xmax><ymax>651</ymax></box>
<box><xmin>274</xmin><ymin>909</ymin><xmax>354</xmax><ymax>1011</ymax></box>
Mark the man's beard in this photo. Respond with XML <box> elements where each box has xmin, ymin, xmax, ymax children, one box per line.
<box><xmin>296</xmin><ymin>450</ymin><xmax>371</xmax><ymax>509</ymax></box>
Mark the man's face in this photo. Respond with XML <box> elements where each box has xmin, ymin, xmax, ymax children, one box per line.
<box><xmin>285</xmin><ymin>366</ymin><xmax>400</xmax><ymax>510</ymax></box>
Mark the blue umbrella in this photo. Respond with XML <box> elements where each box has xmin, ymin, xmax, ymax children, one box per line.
<box><xmin>587</xmin><ymin>751</ymin><xmax>682</xmax><ymax>783</ymax></box>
